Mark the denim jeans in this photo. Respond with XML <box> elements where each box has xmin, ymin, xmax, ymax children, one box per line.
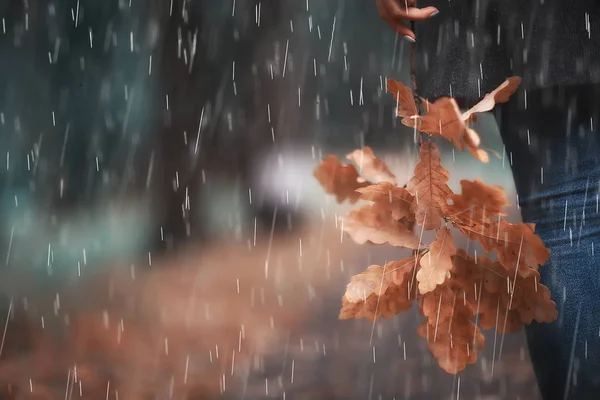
<box><xmin>497</xmin><ymin>84</ymin><xmax>600</xmax><ymax>400</ymax></box>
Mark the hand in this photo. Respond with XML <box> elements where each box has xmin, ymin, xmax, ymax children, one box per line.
<box><xmin>376</xmin><ymin>0</ymin><xmax>439</xmax><ymax>42</ymax></box>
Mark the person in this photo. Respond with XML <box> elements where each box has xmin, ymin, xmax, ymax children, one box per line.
<box><xmin>376</xmin><ymin>1</ymin><xmax>600</xmax><ymax>399</ymax></box>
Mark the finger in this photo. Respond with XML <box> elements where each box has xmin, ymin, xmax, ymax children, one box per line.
<box><xmin>387</xmin><ymin>4</ymin><xmax>439</xmax><ymax>22</ymax></box>
<box><xmin>395</xmin><ymin>24</ymin><xmax>416</xmax><ymax>42</ymax></box>
<box><xmin>403</xmin><ymin>6</ymin><xmax>439</xmax><ymax>21</ymax></box>
<box><xmin>377</xmin><ymin>0</ymin><xmax>418</xmax><ymax>42</ymax></box>
<box><xmin>376</xmin><ymin>0</ymin><xmax>391</xmax><ymax>19</ymax></box>
<box><xmin>377</xmin><ymin>0</ymin><xmax>415</xmax><ymax>19</ymax></box>
<box><xmin>381</xmin><ymin>14</ymin><xmax>416</xmax><ymax>42</ymax></box>
<box><xmin>388</xmin><ymin>0</ymin><xmax>417</xmax><ymax>8</ymax></box>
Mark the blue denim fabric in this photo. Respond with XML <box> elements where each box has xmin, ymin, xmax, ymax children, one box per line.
<box><xmin>498</xmin><ymin>85</ymin><xmax>600</xmax><ymax>400</ymax></box>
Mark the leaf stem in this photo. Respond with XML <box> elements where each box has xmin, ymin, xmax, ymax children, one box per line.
<box><xmin>409</xmin><ymin>21</ymin><xmax>420</xmax><ymax>111</ymax></box>
<box><xmin>409</xmin><ymin>21</ymin><xmax>427</xmax><ymax>145</ymax></box>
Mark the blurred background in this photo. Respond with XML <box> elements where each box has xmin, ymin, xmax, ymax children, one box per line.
<box><xmin>0</xmin><ymin>0</ymin><xmax>538</xmax><ymax>399</ymax></box>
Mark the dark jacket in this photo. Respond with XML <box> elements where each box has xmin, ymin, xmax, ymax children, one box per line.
<box><xmin>415</xmin><ymin>0</ymin><xmax>600</xmax><ymax>99</ymax></box>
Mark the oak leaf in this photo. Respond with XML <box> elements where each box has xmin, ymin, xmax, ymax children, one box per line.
<box><xmin>477</xmin><ymin>292</ymin><xmax>523</xmax><ymax>333</ymax></box>
<box><xmin>509</xmin><ymin>270</ymin><xmax>557</xmax><ymax>324</ymax></box>
<box><xmin>340</xmin><ymin>283</ymin><xmax>411</xmax><ymax>322</ymax></box>
<box><xmin>387</xmin><ymin>256</ymin><xmax>420</xmax><ymax>287</ymax></box>
<box><xmin>445</xmin><ymin>181</ymin><xmax>548</xmax><ymax>277</ymax></box>
<box><xmin>341</xmin><ymin>203</ymin><xmax>421</xmax><ymax>249</ymax></box>
<box><xmin>416</xmin><ymin>78</ymin><xmax>521</xmax><ymax>163</ymax></box>
<box><xmin>464</xmin><ymin>128</ymin><xmax>489</xmax><ymax>163</ymax></box>
<box><xmin>417</xmin><ymin>227</ymin><xmax>457</xmax><ymax>294</ymax></box>
<box><xmin>343</xmin><ymin>265</ymin><xmax>391</xmax><ymax>303</ymax></box>
<box><xmin>314</xmin><ymin>155</ymin><xmax>370</xmax><ymax>203</ymax></box>
<box><xmin>461</xmin><ymin>77</ymin><xmax>522</xmax><ymax>121</ymax></box>
<box><xmin>356</xmin><ymin>181</ymin><xmax>415</xmax><ymax>221</ymax></box>
<box><xmin>445</xmin><ymin>179</ymin><xmax>510</xmax><ymax>226</ymax></box>
<box><xmin>419</xmin><ymin>98</ymin><xmax>466</xmax><ymax>149</ymax></box>
<box><xmin>456</xmin><ymin>219</ymin><xmax>550</xmax><ymax>277</ymax></box>
<box><xmin>418</xmin><ymin>98</ymin><xmax>488</xmax><ymax>163</ymax></box>
<box><xmin>477</xmin><ymin>256</ymin><xmax>557</xmax><ymax>325</ymax></box>
<box><xmin>386</xmin><ymin>78</ymin><xmax>418</xmax><ymax>126</ymax></box>
<box><xmin>340</xmin><ymin>257</ymin><xmax>417</xmax><ymax>321</ymax></box>
<box><xmin>451</xmin><ymin>251</ymin><xmax>557</xmax><ymax>333</ymax></box>
<box><xmin>418</xmin><ymin>286</ymin><xmax>485</xmax><ymax>374</ymax></box>
<box><xmin>407</xmin><ymin>142</ymin><xmax>453</xmax><ymax>230</ymax></box>
<box><xmin>346</xmin><ymin>146</ymin><xmax>397</xmax><ymax>185</ymax></box>
<box><xmin>451</xmin><ymin>251</ymin><xmax>523</xmax><ymax>333</ymax></box>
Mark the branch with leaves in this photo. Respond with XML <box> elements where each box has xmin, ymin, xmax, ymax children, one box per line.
<box><xmin>313</xmin><ymin>75</ymin><xmax>557</xmax><ymax>374</ymax></box>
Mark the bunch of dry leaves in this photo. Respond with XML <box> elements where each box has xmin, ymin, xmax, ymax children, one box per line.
<box><xmin>313</xmin><ymin>77</ymin><xmax>558</xmax><ymax>374</ymax></box>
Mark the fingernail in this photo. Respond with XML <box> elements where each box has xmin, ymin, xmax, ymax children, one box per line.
<box><xmin>403</xmin><ymin>35</ymin><xmax>416</xmax><ymax>43</ymax></box>
<box><xmin>430</xmin><ymin>10</ymin><xmax>440</xmax><ymax>17</ymax></box>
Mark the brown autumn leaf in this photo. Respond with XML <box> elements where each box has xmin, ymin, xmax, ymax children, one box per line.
<box><xmin>416</xmin><ymin>78</ymin><xmax>521</xmax><ymax>163</ymax></box>
<box><xmin>455</xmin><ymin>219</ymin><xmax>550</xmax><ymax>277</ymax></box>
<box><xmin>386</xmin><ymin>78</ymin><xmax>418</xmax><ymax>125</ymax></box>
<box><xmin>419</xmin><ymin>97</ymin><xmax>465</xmax><ymax>149</ymax></box>
<box><xmin>340</xmin><ymin>257</ymin><xmax>417</xmax><ymax>322</ymax></box>
<box><xmin>445</xmin><ymin>179</ymin><xmax>510</xmax><ymax>226</ymax></box>
<box><xmin>461</xmin><ymin>77</ymin><xmax>522</xmax><ymax>121</ymax></box>
<box><xmin>450</xmin><ymin>251</ymin><xmax>524</xmax><ymax>333</ymax></box>
<box><xmin>340</xmin><ymin>283</ymin><xmax>412</xmax><ymax>322</ymax></box>
<box><xmin>477</xmin><ymin>292</ymin><xmax>523</xmax><ymax>333</ymax></box>
<box><xmin>464</xmin><ymin>127</ymin><xmax>489</xmax><ymax>163</ymax></box>
<box><xmin>314</xmin><ymin>154</ymin><xmax>370</xmax><ymax>203</ymax></box>
<box><xmin>451</xmin><ymin>251</ymin><xmax>557</xmax><ymax>334</ymax></box>
<box><xmin>477</xmin><ymin>255</ymin><xmax>557</xmax><ymax>325</ymax></box>
<box><xmin>445</xmin><ymin>180</ymin><xmax>548</xmax><ymax>277</ymax></box>
<box><xmin>407</xmin><ymin>142</ymin><xmax>453</xmax><ymax>230</ymax></box>
<box><xmin>356</xmin><ymin>181</ymin><xmax>415</xmax><ymax>221</ymax></box>
<box><xmin>343</xmin><ymin>265</ymin><xmax>392</xmax><ymax>303</ymax></box>
<box><xmin>388</xmin><ymin>255</ymin><xmax>420</xmax><ymax>287</ymax></box>
<box><xmin>341</xmin><ymin>203</ymin><xmax>421</xmax><ymax>249</ymax></box>
<box><xmin>510</xmin><ymin>270</ymin><xmax>557</xmax><ymax>324</ymax></box>
<box><xmin>417</xmin><ymin>227</ymin><xmax>457</xmax><ymax>294</ymax></box>
<box><xmin>346</xmin><ymin>146</ymin><xmax>398</xmax><ymax>185</ymax></box>
<box><xmin>418</xmin><ymin>285</ymin><xmax>485</xmax><ymax>374</ymax></box>
<box><xmin>419</xmin><ymin>98</ymin><xmax>489</xmax><ymax>163</ymax></box>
